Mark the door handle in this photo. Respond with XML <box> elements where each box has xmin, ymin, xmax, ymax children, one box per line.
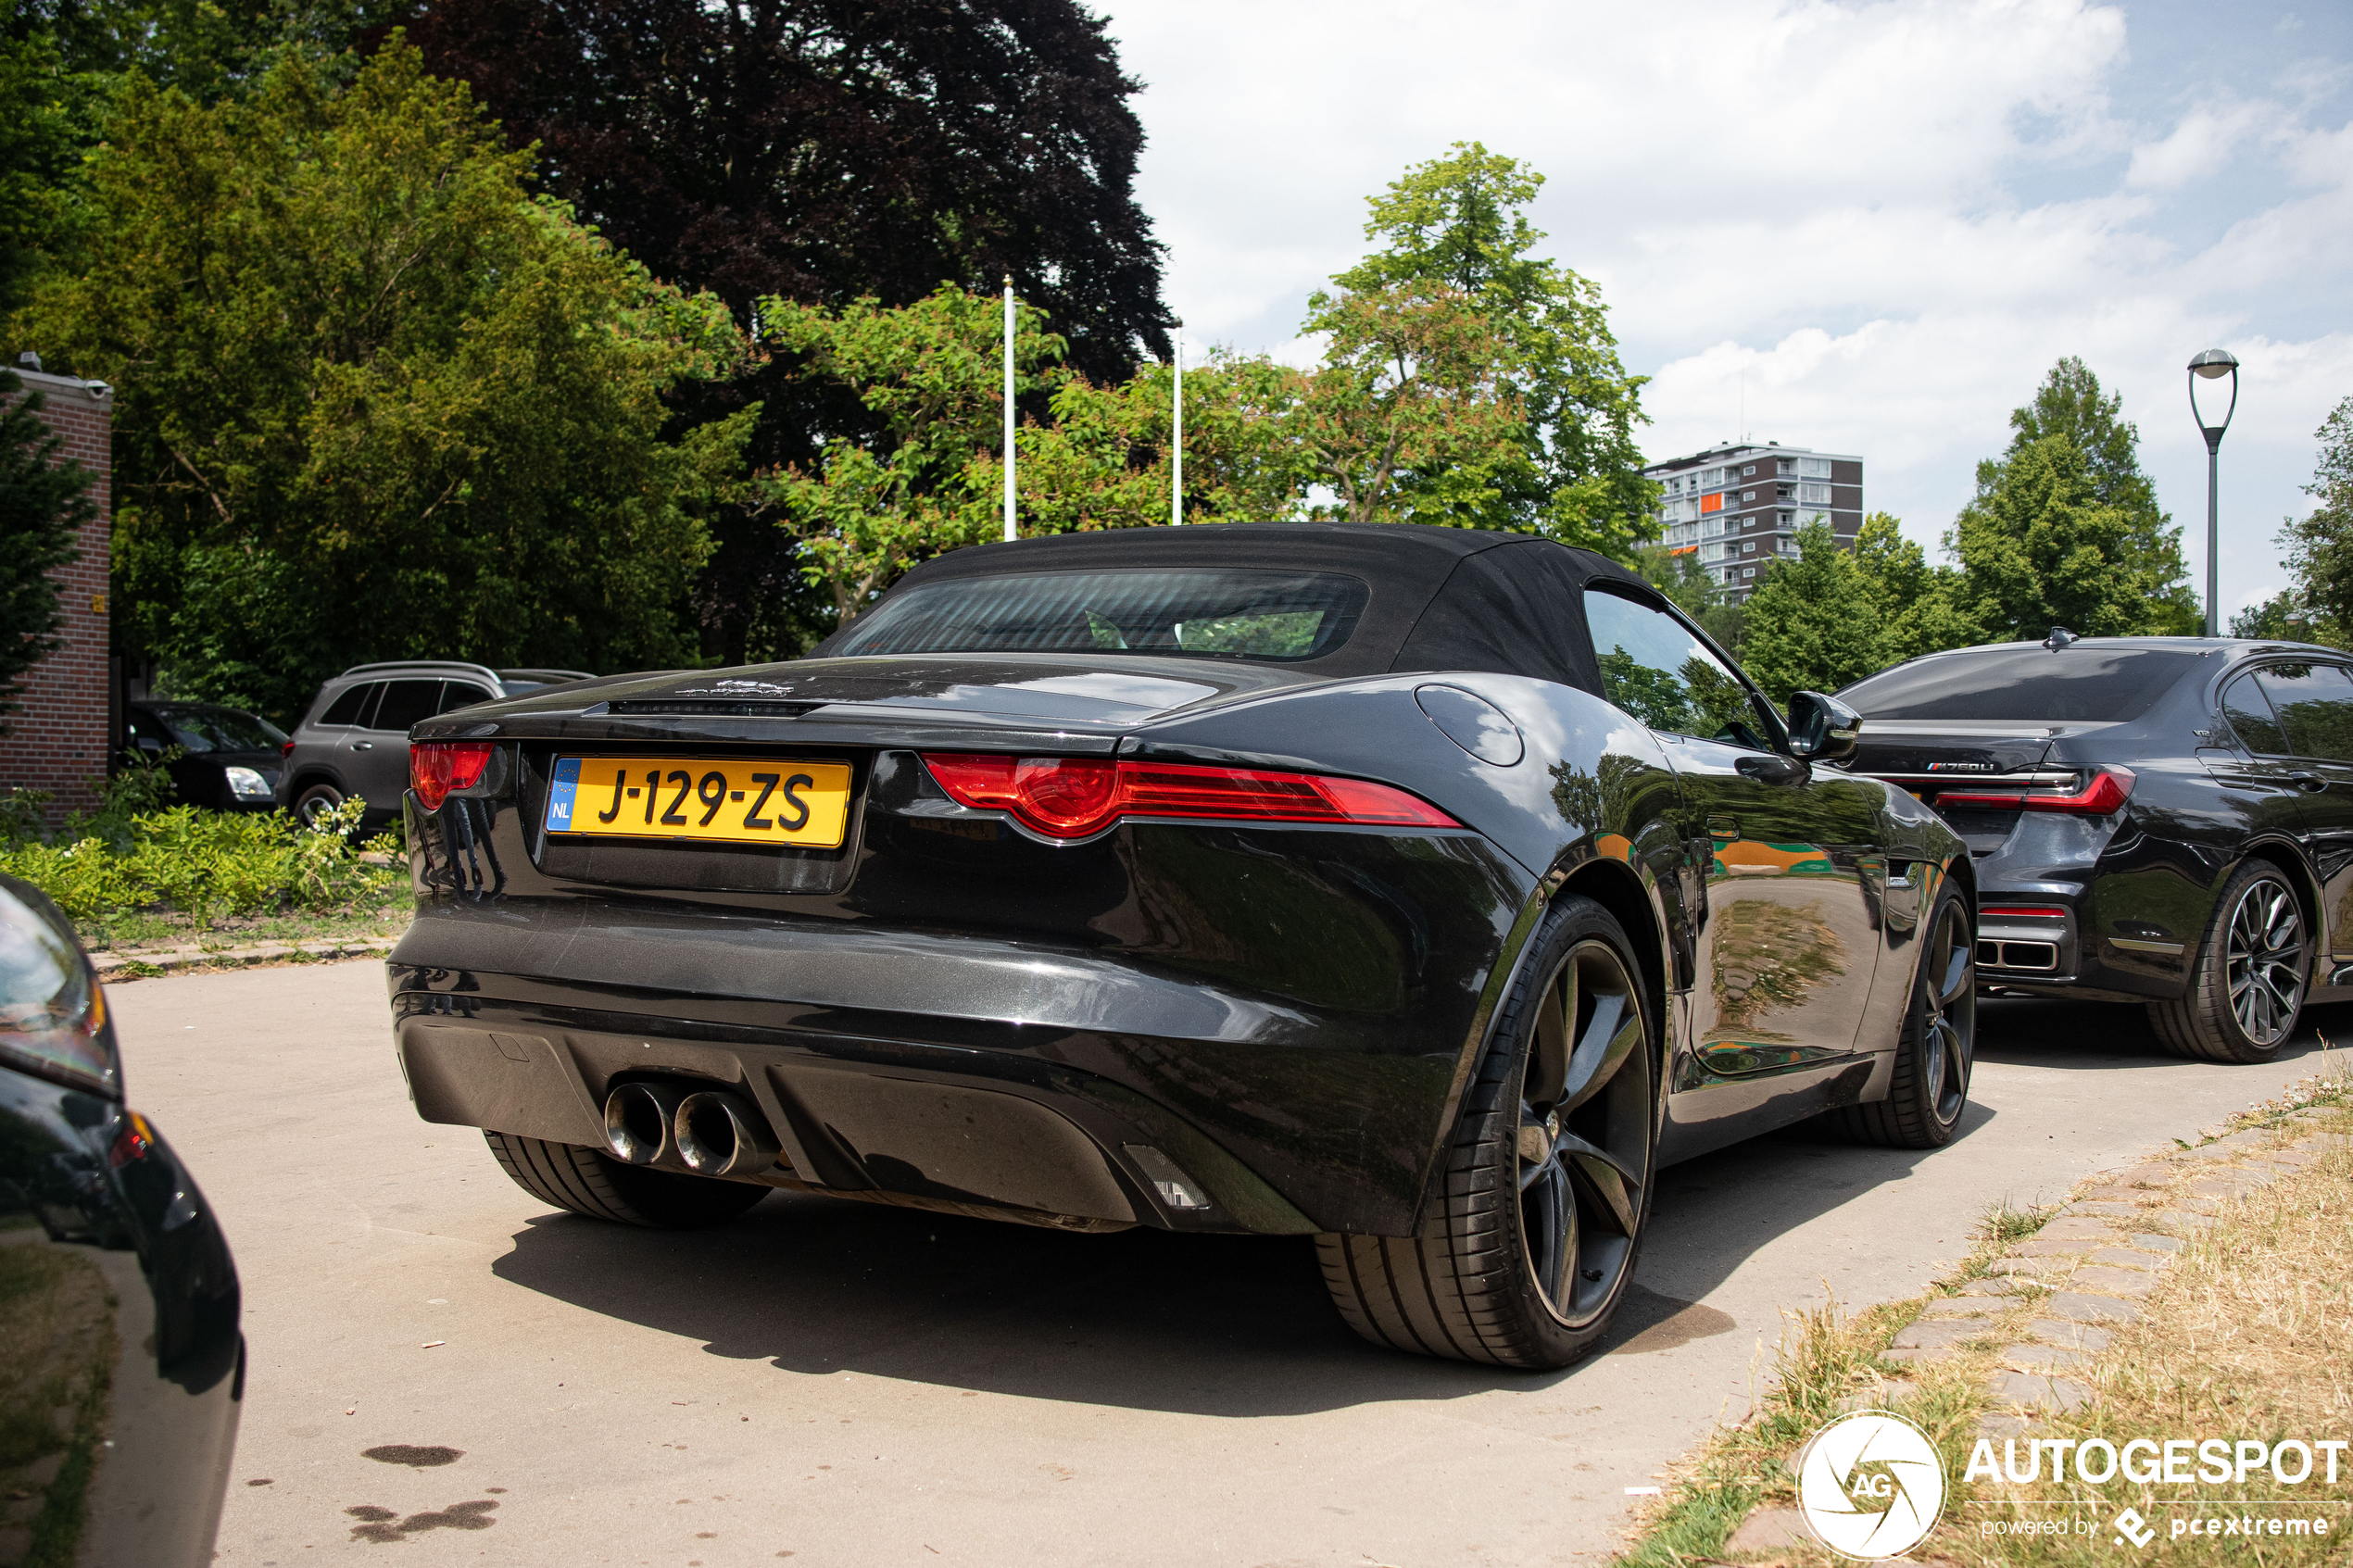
<box><xmin>1706</xmin><ymin>815</ymin><xmax>1741</xmax><ymax>840</ymax></box>
<box><xmin>2288</xmin><ymin>770</ymin><xmax>2327</xmax><ymax>794</ymax></box>
<box><xmin>350</xmin><ymin>741</ymin><xmax>374</xmax><ymax>751</ymax></box>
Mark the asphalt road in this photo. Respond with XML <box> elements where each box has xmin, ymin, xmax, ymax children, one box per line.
<box><xmin>111</xmin><ymin>962</ymin><xmax>2347</xmax><ymax>1568</ymax></box>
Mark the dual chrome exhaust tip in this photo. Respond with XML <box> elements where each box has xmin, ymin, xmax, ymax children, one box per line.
<box><xmin>602</xmin><ymin>1081</ymin><xmax>781</xmax><ymax>1177</ymax></box>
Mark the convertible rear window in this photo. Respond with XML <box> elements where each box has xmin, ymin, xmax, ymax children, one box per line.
<box><xmin>831</xmin><ymin>569</ymin><xmax>1369</xmax><ymax>662</ymax></box>
<box><xmin>1840</xmin><ymin>647</ymin><xmax>2207</xmax><ymax>722</ymax></box>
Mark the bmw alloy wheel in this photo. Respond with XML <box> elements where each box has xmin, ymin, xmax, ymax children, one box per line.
<box><xmin>2226</xmin><ymin>873</ymin><xmax>2306</xmax><ymax>1048</ymax></box>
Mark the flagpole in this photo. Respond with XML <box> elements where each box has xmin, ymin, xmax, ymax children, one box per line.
<box><xmin>1002</xmin><ymin>276</ymin><xmax>1016</xmax><ymax>543</ymax></box>
<box><xmin>1170</xmin><ymin>320</ymin><xmax>1184</xmax><ymax>527</ymax></box>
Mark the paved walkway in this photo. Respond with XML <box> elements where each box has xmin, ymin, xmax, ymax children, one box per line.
<box><xmin>107</xmin><ymin>965</ymin><xmax>2353</xmax><ymax>1567</ymax></box>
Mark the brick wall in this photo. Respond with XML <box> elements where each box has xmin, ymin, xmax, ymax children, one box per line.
<box><xmin>2</xmin><ymin>368</ymin><xmax>113</xmax><ymax>824</ymax></box>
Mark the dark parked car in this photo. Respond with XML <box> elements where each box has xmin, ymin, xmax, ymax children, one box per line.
<box><xmin>122</xmin><ymin>702</ymin><xmax>289</xmax><ymax>811</ymax></box>
<box><xmin>0</xmin><ymin>873</ymin><xmax>242</xmax><ymax>1562</ymax></box>
<box><xmin>386</xmin><ymin>523</ymin><xmax>1972</xmax><ymax>1369</ymax></box>
<box><xmin>277</xmin><ymin>662</ymin><xmax>592</xmax><ymax>827</ymax></box>
<box><xmin>1839</xmin><ymin>633</ymin><xmax>2351</xmax><ymax>1063</ymax></box>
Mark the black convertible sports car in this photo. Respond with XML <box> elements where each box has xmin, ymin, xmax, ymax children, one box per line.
<box><xmin>388</xmin><ymin>523</ymin><xmax>1973</xmax><ymax>1368</ymax></box>
<box><xmin>1841</xmin><ymin>633</ymin><xmax>2353</xmax><ymax>1063</ymax></box>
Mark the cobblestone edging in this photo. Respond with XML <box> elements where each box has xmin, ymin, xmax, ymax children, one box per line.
<box><xmin>1718</xmin><ymin>1109</ymin><xmax>2341</xmax><ymax>1559</ymax></box>
<box><xmin>1894</xmin><ymin>1110</ymin><xmax>2339</xmax><ymax>1436</ymax></box>
<box><xmin>92</xmin><ymin>938</ymin><xmax>396</xmax><ymax>980</ymax></box>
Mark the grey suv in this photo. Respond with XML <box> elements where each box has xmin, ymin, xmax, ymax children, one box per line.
<box><xmin>277</xmin><ymin>662</ymin><xmax>591</xmax><ymax>826</ymax></box>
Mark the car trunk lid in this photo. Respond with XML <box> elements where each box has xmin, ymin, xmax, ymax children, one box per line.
<box><xmin>1841</xmin><ymin>721</ymin><xmax>2119</xmax><ymax>856</ymax></box>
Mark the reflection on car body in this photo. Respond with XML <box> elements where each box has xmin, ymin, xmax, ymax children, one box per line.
<box><xmin>386</xmin><ymin>522</ymin><xmax>1974</xmax><ymax>1369</ymax></box>
<box><xmin>0</xmin><ymin>874</ymin><xmax>242</xmax><ymax>1564</ymax></box>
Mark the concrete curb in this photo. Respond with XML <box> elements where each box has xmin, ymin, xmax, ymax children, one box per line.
<box><xmin>93</xmin><ymin>938</ymin><xmax>396</xmax><ymax>980</ymax></box>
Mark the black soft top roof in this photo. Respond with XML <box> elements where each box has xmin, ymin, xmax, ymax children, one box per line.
<box><xmin>812</xmin><ymin>522</ymin><xmax>1659</xmax><ymax>694</ymax></box>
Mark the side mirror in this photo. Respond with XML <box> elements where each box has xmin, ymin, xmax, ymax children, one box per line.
<box><xmin>1787</xmin><ymin>691</ymin><xmax>1861</xmax><ymax>762</ymax></box>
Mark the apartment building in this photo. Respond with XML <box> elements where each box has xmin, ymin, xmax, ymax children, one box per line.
<box><xmin>1644</xmin><ymin>442</ymin><xmax>1864</xmax><ymax>603</ymax></box>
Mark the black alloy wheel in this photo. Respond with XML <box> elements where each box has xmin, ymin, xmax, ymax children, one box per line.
<box><xmin>1516</xmin><ymin>935</ymin><xmax>1655</xmax><ymax>1327</ymax></box>
<box><xmin>1315</xmin><ymin>895</ymin><xmax>1658</xmax><ymax>1369</ymax></box>
<box><xmin>1823</xmin><ymin>882</ymin><xmax>1974</xmax><ymax>1148</ymax></box>
<box><xmin>2148</xmin><ymin>861</ymin><xmax>2309</xmax><ymax>1064</ymax></box>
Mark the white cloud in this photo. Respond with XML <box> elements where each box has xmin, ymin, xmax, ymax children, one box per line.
<box><xmin>1097</xmin><ymin>0</ymin><xmax>2353</xmax><ymax>603</ymax></box>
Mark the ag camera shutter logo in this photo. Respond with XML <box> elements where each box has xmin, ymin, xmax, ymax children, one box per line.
<box><xmin>1797</xmin><ymin>1410</ymin><xmax>1948</xmax><ymax>1560</ymax></box>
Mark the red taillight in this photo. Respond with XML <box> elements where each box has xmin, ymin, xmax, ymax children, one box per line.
<box><xmin>1982</xmin><ymin>906</ymin><xmax>2068</xmax><ymax>921</ymax></box>
<box><xmin>1938</xmin><ymin>766</ymin><xmax>2134</xmax><ymax>816</ymax></box>
<box><xmin>409</xmin><ymin>742</ymin><xmax>494</xmax><ymax>810</ymax></box>
<box><xmin>282</xmin><ymin>740</ymin><xmax>295</xmax><ymax>759</ymax></box>
<box><xmin>921</xmin><ymin>754</ymin><xmax>1462</xmax><ymax>841</ymax></box>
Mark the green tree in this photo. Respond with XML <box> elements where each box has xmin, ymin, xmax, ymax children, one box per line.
<box><xmin>1294</xmin><ymin>280</ymin><xmax>1525</xmax><ymax>525</ymax></box>
<box><xmin>1977</xmin><ymin>357</ymin><xmax>2199</xmax><ymax>633</ymax></box>
<box><xmin>1636</xmin><ymin>543</ymin><xmax>1743</xmax><ymax>654</ymax></box>
<box><xmin>0</xmin><ymin>369</ymin><xmax>94</xmax><ymax>733</ymax></box>
<box><xmin>1850</xmin><ymin>511</ymin><xmax>1980</xmax><ymax>665</ymax></box>
<box><xmin>1318</xmin><ymin>142</ymin><xmax>1655</xmax><ymax>554</ymax></box>
<box><xmin>1016</xmin><ymin>349</ymin><xmax>1307</xmax><ymax>533</ymax></box>
<box><xmin>1946</xmin><ymin>435</ymin><xmax>2164</xmax><ymax>643</ymax></box>
<box><xmin>2278</xmin><ymin>397</ymin><xmax>2353</xmax><ymax>643</ymax></box>
<box><xmin>1735</xmin><ymin>521</ymin><xmax>1882</xmax><ymax>706</ymax></box>
<box><xmin>18</xmin><ymin>42</ymin><xmax>749</xmax><ymax>720</ymax></box>
<box><xmin>753</xmin><ymin>283</ymin><xmax>1064</xmax><ymax>626</ymax></box>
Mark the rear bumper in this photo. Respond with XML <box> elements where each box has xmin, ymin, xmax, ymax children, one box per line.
<box><xmin>386</xmin><ymin>889</ymin><xmax>1519</xmax><ymax>1236</ymax></box>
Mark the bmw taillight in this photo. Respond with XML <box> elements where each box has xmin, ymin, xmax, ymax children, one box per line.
<box><xmin>409</xmin><ymin>742</ymin><xmax>494</xmax><ymax>810</ymax></box>
<box><xmin>1938</xmin><ymin>765</ymin><xmax>2134</xmax><ymax>815</ymax></box>
<box><xmin>921</xmin><ymin>754</ymin><xmax>1462</xmax><ymax>841</ymax></box>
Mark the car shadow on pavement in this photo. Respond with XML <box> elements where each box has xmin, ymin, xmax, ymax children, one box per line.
<box><xmin>489</xmin><ymin>1100</ymin><xmax>1998</xmax><ymax>1416</ymax></box>
<box><xmin>1972</xmin><ymin>997</ymin><xmax>2353</xmax><ymax>1073</ymax></box>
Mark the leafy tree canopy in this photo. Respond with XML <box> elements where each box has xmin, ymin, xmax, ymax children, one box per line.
<box><xmin>1635</xmin><ymin>543</ymin><xmax>1743</xmax><ymax>655</ymax></box>
<box><xmin>0</xmin><ymin>369</ymin><xmax>92</xmax><ymax>731</ymax></box>
<box><xmin>1948</xmin><ymin>434</ymin><xmax>2161</xmax><ymax>643</ymax></box>
<box><xmin>399</xmin><ymin>0</ymin><xmax>1172</xmax><ymax>663</ymax></box>
<box><xmin>1734</xmin><ymin>521</ymin><xmax>1882</xmax><ymax>708</ymax></box>
<box><xmin>1977</xmin><ymin>356</ymin><xmax>2198</xmax><ymax>633</ymax></box>
<box><xmin>18</xmin><ymin>41</ymin><xmax>749</xmax><ymax>720</ymax></box>
<box><xmin>401</xmin><ymin>0</ymin><xmax>1167</xmax><ymax>379</ymax></box>
<box><xmin>1320</xmin><ymin>142</ymin><xmax>1655</xmax><ymax>555</ymax></box>
<box><xmin>2276</xmin><ymin>396</ymin><xmax>2353</xmax><ymax>646</ymax></box>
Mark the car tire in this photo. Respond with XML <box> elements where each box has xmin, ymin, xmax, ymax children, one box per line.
<box><xmin>1820</xmin><ymin>880</ymin><xmax>1975</xmax><ymax>1148</ymax></box>
<box><xmin>2145</xmin><ymin>859</ymin><xmax>2310</xmax><ymax>1064</ymax></box>
<box><xmin>483</xmin><ymin>1131</ymin><xmax>768</xmax><ymax>1228</ymax></box>
<box><xmin>1315</xmin><ymin>894</ymin><xmax>1658</xmax><ymax>1370</ymax></box>
<box><xmin>292</xmin><ymin>781</ymin><xmax>346</xmax><ymax>827</ymax></box>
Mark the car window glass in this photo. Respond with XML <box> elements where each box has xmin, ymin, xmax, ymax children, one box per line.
<box><xmin>1840</xmin><ymin>647</ymin><xmax>2205</xmax><ymax>721</ymax></box>
<box><xmin>831</xmin><ymin>569</ymin><xmax>1369</xmax><ymax>661</ymax></box>
<box><xmin>152</xmin><ymin>706</ymin><xmax>287</xmax><ymax>753</ymax></box>
<box><xmin>369</xmin><ymin>680</ymin><xmax>444</xmax><ymax>734</ymax></box>
<box><xmin>2255</xmin><ymin>663</ymin><xmax>2353</xmax><ymax>762</ymax></box>
<box><xmin>318</xmin><ymin>683</ymin><xmax>376</xmax><ymax>728</ymax></box>
<box><xmin>439</xmin><ymin>683</ymin><xmax>495</xmax><ymax>714</ymax></box>
<box><xmin>1582</xmin><ymin>589</ymin><xmax>1770</xmax><ymax>747</ymax></box>
<box><xmin>2221</xmin><ymin>673</ymin><xmax>2288</xmax><ymax>755</ymax></box>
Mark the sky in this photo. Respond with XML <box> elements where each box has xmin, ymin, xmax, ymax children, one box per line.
<box><xmin>1093</xmin><ymin>0</ymin><xmax>2353</xmax><ymax>621</ymax></box>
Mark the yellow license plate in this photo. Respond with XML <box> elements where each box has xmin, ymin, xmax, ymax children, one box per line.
<box><xmin>544</xmin><ymin>758</ymin><xmax>852</xmax><ymax>848</ymax></box>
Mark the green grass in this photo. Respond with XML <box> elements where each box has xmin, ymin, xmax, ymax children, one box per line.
<box><xmin>1615</xmin><ymin>1198</ymin><xmax>2067</xmax><ymax>1566</ymax></box>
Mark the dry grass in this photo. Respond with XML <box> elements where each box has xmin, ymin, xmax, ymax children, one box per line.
<box><xmin>1616</xmin><ymin>1198</ymin><xmax>2068</xmax><ymax>1568</ymax></box>
<box><xmin>1933</xmin><ymin>1108</ymin><xmax>2353</xmax><ymax>1566</ymax></box>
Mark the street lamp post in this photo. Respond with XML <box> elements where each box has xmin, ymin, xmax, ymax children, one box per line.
<box><xmin>2188</xmin><ymin>347</ymin><xmax>2240</xmax><ymax>637</ymax></box>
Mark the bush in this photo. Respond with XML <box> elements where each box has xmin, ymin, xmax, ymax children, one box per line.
<box><xmin>0</xmin><ymin>797</ymin><xmax>403</xmax><ymax>923</ymax></box>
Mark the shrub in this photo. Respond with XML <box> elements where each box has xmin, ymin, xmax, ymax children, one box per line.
<box><xmin>0</xmin><ymin>797</ymin><xmax>402</xmax><ymax>922</ymax></box>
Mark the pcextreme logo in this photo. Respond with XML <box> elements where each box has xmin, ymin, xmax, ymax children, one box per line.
<box><xmin>1797</xmin><ymin>1410</ymin><xmax>1948</xmax><ymax>1560</ymax></box>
